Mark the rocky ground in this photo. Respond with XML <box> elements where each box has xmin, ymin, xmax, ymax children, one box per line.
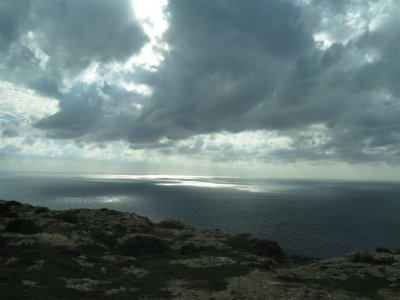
<box><xmin>0</xmin><ymin>199</ymin><xmax>399</xmax><ymax>299</ymax></box>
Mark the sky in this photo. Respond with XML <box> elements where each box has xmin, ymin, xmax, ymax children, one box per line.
<box><xmin>0</xmin><ymin>0</ymin><xmax>399</xmax><ymax>180</ymax></box>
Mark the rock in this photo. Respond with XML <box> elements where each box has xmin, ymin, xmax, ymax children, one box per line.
<box><xmin>101</xmin><ymin>255</ymin><xmax>136</xmax><ymax>266</ymax></box>
<box><xmin>122</xmin><ymin>266</ymin><xmax>148</xmax><ymax>277</ymax></box>
<box><xmin>181</xmin><ymin>235</ymin><xmax>228</xmax><ymax>251</ymax></box>
<box><xmin>22</xmin><ymin>280</ymin><xmax>38</xmax><ymax>287</ymax></box>
<box><xmin>104</xmin><ymin>287</ymin><xmax>126</xmax><ymax>295</ymax></box>
<box><xmin>240</xmin><ymin>253</ymin><xmax>277</xmax><ymax>269</ymax></box>
<box><xmin>4</xmin><ymin>257</ymin><xmax>19</xmax><ymax>265</ymax></box>
<box><xmin>63</xmin><ymin>278</ymin><xmax>107</xmax><ymax>292</ymax></box>
<box><xmin>28</xmin><ymin>259</ymin><xmax>44</xmax><ymax>271</ymax></box>
<box><xmin>171</xmin><ymin>256</ymin><xmax>237</xmax><ymax>268</ymax></box>
<box><xmin>1</xmin><ymin>200</ymin><xmax>399</xmax><ymax>299</ymax></box>
<box><xmin>75</xmin><ymin>256</ymin><xmax>95</xmax><ymax>269</ymax></box>
<box><xmin>36</xmin><ymin>233</ymin><xmax>76</xmax><ymax>249</ymax></box>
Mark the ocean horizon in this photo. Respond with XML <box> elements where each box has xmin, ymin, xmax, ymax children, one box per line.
<box><xmin>1</xmin><ymin>171</ymin><xmax>399</xmax><ymax>258</ymax></box>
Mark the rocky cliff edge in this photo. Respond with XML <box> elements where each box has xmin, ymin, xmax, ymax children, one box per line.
<box><xmin>1</xmin><ymin>200</ymin><xmax>399</xmax><ymax>299</ymax></box>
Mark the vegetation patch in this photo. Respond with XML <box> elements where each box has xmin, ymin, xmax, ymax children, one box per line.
<box><xmin>135</xmin><ymin>255</ymin><xmax>251</xmax><ymax>295</ymax></box>
<box><xmin>34</xmin><ymin>207</ymin><xmax>50</xmax><ymax>214</ymax></box>
<box><xmin>304</xmin><ymin>275</ymin><xmax>392</xmax><ymax>298</ymax></box>
<box><xmin>5</xmin><ymin>219</ymin><xmax>42</xmax><ymax>234</ymax></box>
<box><xmin>227</xmin><ymin>234</ymin><xmax>287</xmax><ymax>263</ymax></box>
<box><xmin>157</xmin><ymin>219</ymin><xmax>187</xmax><ymax>230</ymax></box>
<box><xmin>118</xmin><ymin>234</ymin><xmax>170</xmax><ymax>257</ymax></box>
<box><xmin>347</xmin><ymin>251</ymin><xmax>395</xmax><ymax>265</ymax></box>
<box><xmin>54</xmin><ymin>211</ymin><xmax>80</xmax><ymax>224</ymax></box>
<box><xmin>1</xmin><ymin>200</ymin><xmax>398</xmax><ymax>299</ymax></box>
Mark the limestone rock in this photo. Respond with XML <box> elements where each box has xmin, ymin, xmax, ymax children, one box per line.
<box><xmin>171</xmin><ymin>256</ymin><xmax>237</xmax><ymax>268</ymax></box>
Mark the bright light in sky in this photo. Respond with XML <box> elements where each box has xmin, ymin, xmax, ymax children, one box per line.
<box><xmin>132</xmin><ymin>0</ymin><xmax>168</xmax><ymax>38</ymax></box>
<box><xmin>313</xmin><ymin>32</ymin><xmax>333</xmax><ymax>49</ymax></box>
<box><xmin>128</xmin><ymin>0</ymin><xmax>169</xmax><ymax>70</ymax></box>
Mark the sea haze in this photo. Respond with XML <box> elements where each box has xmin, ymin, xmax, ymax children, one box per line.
<box><xmin>1</xmin><ymin>172</ymin><xmax>399</xmax><ymax>258</ymax></box>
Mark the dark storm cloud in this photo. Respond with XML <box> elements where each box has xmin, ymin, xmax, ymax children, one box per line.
<box><xmin>36</xmin><ymin>83</ymin><xmax>146</xmax><ymax>141</ymax></box>
<box><xmin>0</xmin><ymin>0</ymin><xmax>148</xmax><ymax>93</ymax></box>
<box><xmin>1</xmin><ymin>0</ymin><xmax>399</xmax><ymax>164</ymax></box>
<box><xmin>131</xmin><ymin>0</ymin><xmax>398</xmax><ymax>163</ymax></box>
<box><xmin>133</xmin><ymin>0</ymin><xmax>315</xmax><ymax>140</ymax></box>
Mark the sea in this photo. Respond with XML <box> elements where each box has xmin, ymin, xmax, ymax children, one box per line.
<box><xmin>1</xmin><ymin>171</ymin><xmax>399</xmax><ymax>258</ymax></box>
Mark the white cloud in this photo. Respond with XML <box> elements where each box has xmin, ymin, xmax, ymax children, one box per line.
<box><xmin>0</xmin><ymin>81</ymin><xmax>58</xmax><ymax>120</ymax></box>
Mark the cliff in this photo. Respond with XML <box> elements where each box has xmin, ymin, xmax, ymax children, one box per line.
<box><xmin>0</xmin><ymin>200</ymin><xmax>399</xmax><ymax>299</ymax></box>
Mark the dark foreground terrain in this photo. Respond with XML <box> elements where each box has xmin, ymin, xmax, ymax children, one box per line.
<box><xmin>0</xmin><ymin>200</ymin><xmax>399</xmax><ymax>299</ymax></box>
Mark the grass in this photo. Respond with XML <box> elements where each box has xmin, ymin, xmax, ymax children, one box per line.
<box><xmin>1</xmin><ymin>229</ymin><xmax>252</xmax><ymax>299</ymax></box>
<box><xmin>304</xmin><ymin>276</ymin><xmax>396</xmax><ymax>299</ymax></box>
<box><xmin>134</xmin><ymin>254</ymin><xmax>252</xmax><ymax>295</ymax></box>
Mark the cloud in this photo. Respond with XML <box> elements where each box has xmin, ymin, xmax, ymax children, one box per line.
<box><xmin>1</xmin><ymin>0</ymin><xmax>399</xmax><ymax>167</ymax></box>
<box><xmin>133</xmin><ymin>0</ymin><xmax>398</xmax><ymax>163</ymax></box>
<box><xmin>35</xmin><ymin>83</ymin><xmax>147</xmax><ymax>141</ymax></box>
<box><xmin>0</xmin><ymin>0</ymin><xmax>148</xmax><ymax>93</ymax></box>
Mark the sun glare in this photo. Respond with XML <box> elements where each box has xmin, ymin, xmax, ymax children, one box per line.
<box><xmin>132</xmin><ymin>0</ymin><xmax>168</xmax><ymax>39</ymax></box>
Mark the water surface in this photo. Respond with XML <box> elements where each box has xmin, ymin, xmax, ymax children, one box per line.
<box><xmin>1</xmin><ymin>172</ymin><xmax>399</xmax><ymax>257</ymax></box>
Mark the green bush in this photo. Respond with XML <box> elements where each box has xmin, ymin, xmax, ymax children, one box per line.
<box><xmin>54</xmin><ymin>211</ymin><xmax>79</xmax><ymax>224</ymax></box>
<box><xmin>6</xmin><ymin>219</ymin><xmax>42</xmax><ymax>234</ymax></box>
<box><xmin>119</xmin><ymin>235</ymin><xmax>170</xmax><ymax>256</ymax></box>
<box><xmin>227</xmin><ymin>234</ymin><xmax>287</xmax><ymax>263</ymax></box>
<box><xmin>348</xmin><ymin>251</ymin><xmax>395</xmax><ymax>264</ymax></box>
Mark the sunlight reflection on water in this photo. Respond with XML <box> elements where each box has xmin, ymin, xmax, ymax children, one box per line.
<box><xmin>157</xmin><ymin>180</ymin><xmax>276</xmax><ymax>193</ymax></box>
<box><xmin>61</xmin><ymin>196</ymin><xmax>126</xmax><ymax>204</ymax></box>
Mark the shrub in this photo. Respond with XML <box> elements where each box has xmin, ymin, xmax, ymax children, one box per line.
<box><xmin>347</xmin><ymin>251</ymin><xmax>395</xmax><ymax>264</ymax></box>
<box><xmin>34</xmin><ymin>207</ymin><xmax>50</xmax><ymax>214</ymax></box>
<box><xmin>157</xmin><ymin>219</ymin><xmax>187</xmax><ymax>230</ymax></box>
<box><xmin>375</xmin><ymin>247</ymin><xmax>392</xmax><ymax>254</ymax></box>
<box><xmin>2</xmin><ymin>212</ymin><xmax>19</xmax><ymax>218</ymax></box>
<box><xmin>54</xmin><ymin>211</ymin><xmax>79</xmax><ymax>224</ymax></box>
<box><xmin>119</xmin><ymin>235</ymin><xmax>170</xmax><ymax>256</ymax></box>
<box><xmin>6</xmin><ymin>200</ymin><xmax>23</xmax><ymax>207</ymax></box>
<box><xmin>180</xmin><ymin>243</ymin><xmax>218</xmax><ymax>255</ymax></box>
<box><xmin>5</xmin><ymin>219</ymin><xmax>42</xmax><ymax>234</ymax></box>
<box><xmin>248</xmin><ymin>239</ymin><xmax>287</xmax><ymax>263</ymax></box>
<box><xmin>227</xmin><ymin>234</ymin><xmax>287</xmax><ymax>263</ymax></box>
<box><xmin>0</xmin><ymin>203</ymin><xmax>9</xmax><ymax>214</ymax></box>
<box><xmin>348</xmin><ymin>251</ymin><xmax>376</xmax><ymax>263</ymax></box>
